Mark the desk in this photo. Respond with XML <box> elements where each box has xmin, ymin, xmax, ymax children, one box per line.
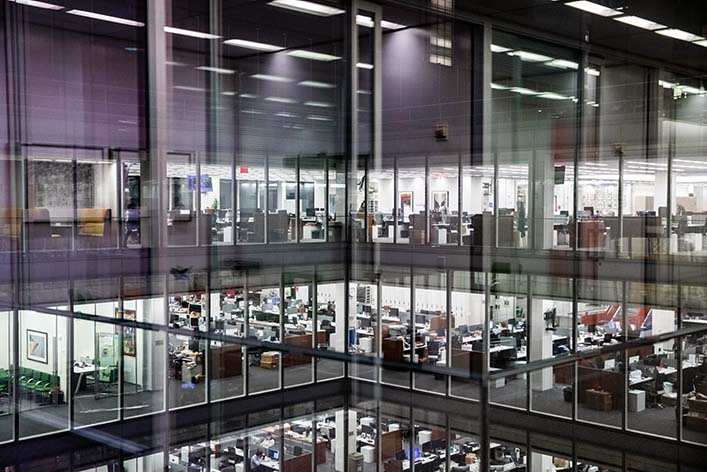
<box><xmin>73</xmin><ymin>364</ymin><xmax>105</xmax><ymax>396</ymax></box>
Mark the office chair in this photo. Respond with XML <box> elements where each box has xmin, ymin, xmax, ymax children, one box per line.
<box><xmin>293</xmin><ymin>445</ymin><xmax>303</xmax><ymax>456</ymax></box>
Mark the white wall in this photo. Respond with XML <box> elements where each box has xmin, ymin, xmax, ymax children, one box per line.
<box><xmin>0</xmin><ymin>312</ymin><xmax>10</xmax><ymax>369</ymax></box>
<box><xmin>450</xmin><ymin>292</ymin><xmax>485</xmax><ymax>327</ymax></box>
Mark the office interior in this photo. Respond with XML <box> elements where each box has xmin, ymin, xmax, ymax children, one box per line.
<box><xmin>1</xmin><ymin>268</ymin><xmax>705</xmax><ymax>448</ymax></box>
<box><xmin>55</xmin><ymin>395</ymin><xmax>701</xmax><ymax>472</ymax></box>
<box><xmin>2</xmin><ymin>0</ymin><xmax>707</xmax><ymax>470</ymax></box>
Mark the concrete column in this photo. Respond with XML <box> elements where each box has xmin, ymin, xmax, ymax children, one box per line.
<box><xmin>530</xmin><ymin>299</ymin><xmax>554</xmax><ymax>391</ymax></box>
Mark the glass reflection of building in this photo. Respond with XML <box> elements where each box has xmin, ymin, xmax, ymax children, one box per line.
<box><xmin>1</xmin><ymin>0</ymin><xmax>707</xmax><ymax>471</ymax></box>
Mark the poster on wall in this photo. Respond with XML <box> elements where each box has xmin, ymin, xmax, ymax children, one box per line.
<box><xmin>27</xmin><ymin>329</ymin><xmax>48</xmax><ymax>364</ymax></box>
<box><xmin>432</xmin><ymin>191</ymin><xmax>449</xmax><ymax>213</ymax></box>
<box><xmin>116</xmin><ymin>308</ymin><xmax>137</xmax><ymax>357</ymax></box>
<box><xmin>399</xmin><ymin>191</ymin><xmax>413</xmax><ymax>217</ymax></box>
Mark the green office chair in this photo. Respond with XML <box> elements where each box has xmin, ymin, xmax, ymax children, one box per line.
<box><xmin>0</xmin><ymin>368</ymin><xmax>9</xmax><ymax>393</ymax></box>
<box><xmin>98</xmin><ymin>364</ymin><xmax>119</xmax><ymax>394</ymax></box>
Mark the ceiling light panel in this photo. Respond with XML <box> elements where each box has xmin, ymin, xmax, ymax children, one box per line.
<box><xmin>164</xmin><ymin>26</ymin><xmax>219</xmax><ymax>39</ymax></box>
<box><xmin>8</xmin><ymin>0</ymin><xmax>63</xmax><ymax>10</ymax></box>
<box><xmin>224</xmin><ymin>39</ymin><xmax>283</xmax><ymax>51</ymax></box>
<box><xmin>614</xmin><ymin>15</ymin><xmax>666</xmax><ymax>31</ymax></box>
<box><xmin>251</xmin><ymin>74</ymin><xmax>293</xmax><ymax>82</ymax></box>
<box><xmin>298</xmin><ymin>80</ymin><xmax>336</xmax><ymax>88</ymax></box>
<box><xmin>508</xmin><ymin>50</ymin><xmax>553</xmax><ymax>62</ymax></box>
<box><xmin>287</xmin><ymin>50</ymin><xmax>341</xmax><ymax>61</ymax></box>
<box><xmin>565</xmin><ymin>1</ymin><xmax>622</xmax><ymax>17</ymax></box>
<box><xmin>268</xmin><ymin>0</ymin><xmax>345</xmax><ymax>16</ymax></box>
<box><xmin>655</xmin><ymin>28</ymin><xmax>704</xmax><ymax>42</ymax></box>
<box><xmin>66</xmin><ymin>9</ymin><xmax>144</xmax><ymax>26</ymax></box>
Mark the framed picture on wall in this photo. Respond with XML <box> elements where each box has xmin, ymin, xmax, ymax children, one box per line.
<box><xmin>432</xmin><ymin>191</ymin><xmax>449</xmax><ymax>212</ymax></box>
<box><xmin>116</xmin><ymin>308</ymin><xmax>137</xmax><ymax>357</ymax></box>
<box><xmin>27</xmin><ymin>329</ymin><xmax>48</xmax><ymax>364</ymax></box>
<box><xmin>399</xmin><ymin>191</ymin><xmax>413</xmax><ymax>217</ymax></box>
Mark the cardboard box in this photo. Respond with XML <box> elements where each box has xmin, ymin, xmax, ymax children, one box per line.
<box><xmin>261</xmin><ymin>351</ymin><xmax>280</xmax><ymax>369</ymax></box>
<box><xmin>586</xmin><ymin>389</ymin><xmax>613</xmax><ymax>411</ymax></box>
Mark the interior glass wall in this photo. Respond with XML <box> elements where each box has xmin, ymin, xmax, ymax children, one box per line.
<box><xmin>209</xmin><ymin>274</ymin><xmax>246</xmax><ymax>401</ymax></box>
<box><xmin>491</xmin><ymin>30</ymin><xmax>579</xmax><ymax>250</ymax></box>
<box><xmin>168</xmin><ymin>275</ymin><xmax>207</xmax><ymax>409</ymax></box>
<box><xmin>237</xmin><ymin>155</ymin><xmax>266</xmax><ymax>244</ymax></box>
<box><xmin>18</xmin><ymin>310</ymin><xmax>69</xmax><ymax>439</ymax></box>
<box><xmin>380</xmin><ymin>268</ymin><xmax>412</xmax><ymax>388</ymax></box>
<box><xmin>247</xmin><ymin>272</ymin><xmax>281</xmax><ymax>394</ymax></box>
<box><xmin>413</xmin><ymin>269</ymin><xmax>447</xmax><ymax>394</ymax></box>
<box><xmin>316</xmin><ymin>268</ymin><xmax>345</xmax><ymax>381</ymax></box>
<box><xmin>283</xmin><ymin>270</ymin><xmax>314</xmax><ymax>388</ymax></box>
<box><xmin>449</xmin><ymin>271</ymin><xmax>485</xmax><ymax>400</ymax></box>
<box><xmin>349</xmin><ymin>274</ymin><xmax>379</xmax><ymax>383</ymax></box>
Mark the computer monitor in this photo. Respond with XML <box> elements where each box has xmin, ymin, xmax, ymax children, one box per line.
<box><xmin>189</xmin><ymin>303</ymin><xmax>202</xmax><ymax>314</ymax></box>
<box><xmin>395</xmin><ymin>451</ymin><xmax>406</xmax><ymax>460</ymax></box>
<box><xmin>360</xmin><ymin>317</ymin><xmax>371</xmax><ymax>329</ymax></box>
<box><xmin>306</xmin><ymin>207</ymin><xmax>315</xmax><ymax>217</ymax></box>
<box><xmin>415</xmin><ymin>314</ymin><xmax>426</xmax><ymax>325</ymax></box>
<box><xmin>362</xmin><ymin>425</ymin><xmax>375</xmax><ymax>436</ymax></box>
<box><xmin>389</xmin><ymin>307</ymin><xmax>399</xmax><ymax>318</ymax></box>
<box><xmin>414</xmin><ymin>448</ymin><xmax>420</xmax><ymax>459</ymax></box>
<box><xmin>269</xmin><ymin>449</ymin><xmax>279</xmax><ymax>460</ymax></box>
<box><xmin>181</xmin><ymin>300</ymin><xmax>189</xmax><ymax>309</ymax></box>
<box><xmin>363</xmin><ymin>304</ymin><xmax>372</xmax><ymax>314</ymax></box>
<box><xmin>190</xmin><ymin>316</ymin><xmax>200</xmax><ymax>327</ymax></box>
<box><xmin>457</xmin><ymin>325</ymin><xmax>468</xmax><ymax>335</ymax></box>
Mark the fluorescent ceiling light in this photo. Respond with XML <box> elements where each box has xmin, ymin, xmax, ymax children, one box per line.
<box><xmin>251</xmin><ymin>74</ymin><xmax>293</xmax><ymax>82</ymax></box>
<box><xmin>356</xmin><ymin>62</ymin><xmax>374</xmax><ymax>69</ymax></box>
<box><xmin>241</xmin><ymin>110</ymin><xmax>263</xmax><ymax>115</ymax></box>
<box><xmin>584</xmin><ymin>67</ymin><xmax>600</xmax><ymax>76</ymax></box>
<box><xmin>356</xmin><ymin>14</ymin><xmax>375</xmax><ymax>28</ymax></box>
<box><xmin>66</xmin><ymin>9</ymin><xmax>144</xmax><ymax>26</ymax></box>
<box><xmin>268</xmin><ymin>0</ymin><xmax>345</xmax><ymax>17</ymax></box>
<box><xmin>164</xmin><ymin>26</ymin><xmax>219</xmax><ymax>39</ymax></box>
<box><xmin>659</xmin><ymin>80</ymin><xmax>676</xmax><ymax>89</ymax></box>
<box><xmin>510</xmin><ymin>87</ymin><xmax>539</xmax><ymax>95</ymax></box>
<box><xmin>381</xmin><ymin>20</ymin><xmax>405</xmax><ymax>30</ymax></box>
<box><xmin>240</xmin><ymin>93</ymin><xmax>258</xmax><ymax>99</ymax></box>
<box><xmin>275</xmin><ymin>112</ymin><xmax>298</xmax><ymax>118</ymax></box>
<box><xmin>693</xmin><ymin>39</ymin><xmax>707</xmax><ymax>48</ymax></box>
<box><xmin>545</xmin><ymin>59</ymin><xmax>579</xmax><ymax>70</ymax></box>
<box><xmin>265</xmin><ymin>96</ymin><xmax>297</xmax><ymax>103</ymax></box>
<box><xmin>613</xmin><ymin>15</ymin><xmax>666</xmax><ymax>31</ymax></box>
<box><xmin>196</xmin><ymin>66</ymin><xmax>235</xmax><ymax>75</ymax></box>
<box><xmin>304</xmin><ymin>101</ymin><xmax>333</xmax><ymax>107</ymax></box>
<box><xmin>298</xmin><ymin>80</ymin><xmax>336</xmax><ymax>88</ymax></box>
<box><xmin>222</xmin><ymin>91</ymin><xmax>238</xmax><ymax>96</ymax></box>
<box><xmin>538</xmin><ymin>92</ymin><xmax>570</xmax><ymax>100</ymax></box>
<box><xmin>307</xmin><ymin>115</ymin><xmax>333</xmax><ymax>121</ymax></box>
<box><xmin>287</xmin><ymin>50</ymin><xmax>340</xmax><ymax>61</ymax></box>
<box><xmin>224</xmin><ymin>39</ymin><xmax>283</xmax><ymax>52</ymax></box>
<box><xmin>508</xmin><ymin>50</ymin><xmax>553</xmax><ymax>62</ymax></box>
<box><xmin>173</xmin><ymin>86</ymin><xmax>206</xmax><ymax>92</ymax></box>
<box><xmin>655</xmin><ymin>28</ymin><xmax>704</xmax><ymax>42</ymax></box>
<box><xmin>490</xmin><ymin>44</ymin><xmax>512</xmax><ymax>53</ymax></box>
<box><xmin>431</xmin><ymin>36</ymin><xmax>452</xmax><ymax>49</ymax></box>
<box><xmin>565</xmin><ymin>1</ymin><xmax>621</xmax><ymax>17</ymax></box>
<box><xmin>490</xmin><ymin>83</ymin><xmax>509</xmax><ymax>90</ymax></box>
<box><xmin>8</xmin><ymin>0</ymin><xmax>63</xmax><ymax>10</ymax></box>
<box><xmin>679</xmin><ymin>85</ymin><xmax>703</xmax><ymax>94</ymax></box>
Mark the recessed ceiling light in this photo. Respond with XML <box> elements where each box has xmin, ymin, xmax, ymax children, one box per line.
<box><xmin>655</xmin><ymin>28</ymin><xmax>704</xmax><ymax>42</ymax></box>
<box><xmin>565</xmin><ymin>1</ymin><xmax>621</xmax><ymax>17</ymax></box>
<box><xmin>490</xmin><ymin>44</ymin><xmax>512</xmax><ymax>53</ymax></box>
<box><xmin>304</xmin><ymin>101</ymin><xmax>334</xmax><ymax>107</ymax></box>
<box><xmin>196</xmin><ymin>66</ymin><xmax>235</xmax><ymax>75</ymax></box>
<box><xmin>8</xmin><ymin>0</ymin><xmax>63</xmax><ymax>10</ymax></box>
<box><xmin>538</xmin><ymin>92</ymin><xmax>570</xmax><ymax>100</ymax></box>
<box><xmin>356</xmin><ymin>14</ymin><xmax>375</xmax><ymax>28</ymax></box>
<box><xmin>268</xmin><ymin>0</ymin><xmax>345</xmax><ymax>17</ymax></box>
<box><xmin>307</xmin><ymin>115</ymin><xmax>333</xmax><ymax>121</ymax></box>
<box><xmin>356</xmin><ymin>62</ymin><xmax>374</xmax><ymax>69</ymax></box>
<box><xmin>164</xmin><ymin>26</ymin><xmax>220</xmax><ymax>39</ymax></box>
<box><xmin>490</xmin><ymin>83</ymin><xmax>509</xmax><ymax>90</ymax></box>
<box><xmin>510</xmin><ymin>87</ymin><xmax>539</xmax><ymax>95</ymax></box>
<box><xmin>265</xmin><ymin>96</ymin><xmax>297</xmax><ymax>103</ymax></box>
<box><xmin>584</xmin><ymin>67</ymin><xmax>600</xmax><ymax>76</ymax></box>
<box><xmin>173</xmin><ymin>86</ymin><xmax>206</xmax><ymax>92</ymax></box>
<box><xmin>287</xmin><ymin>50</ymin><xmax>341</xmax><ymax>61</ymax></box>
<box><xmin>275</xmin><ymin>112</ymin><xmax>298</xmax><ymax>118</ymax></box>
<box><xmin>66</xmin><ymin>9</ymin><xmax>144</xmax><ymax>26</ymax></box>
<box><xmin>613</xmin><ymin>15</ymin><xmax>666</xmax><ymax>31</ymax></box>
<box><xmin>251</xmin><ymin>74</ymin><xmax>293</xmax><ymax>82</ymax></box>
<box><xmin>381</xmin><ymin>20</ymin><xmax>405</xmax><ymax>30</ymax></box>
<box><xmin>298</xmin><ymin>80</ymin><xmax>336</xmax><ymax>88</ymax></box>
<box><xmin>508</xmin><ymin>50</ymin><xmax>553</xmax><ymax>62</ymax></box>
<box><xmin>545</xmin><ymin>59</ymin><xmax>579</xmax><ymax>69</ymax></box>
<box><xmin>240</xmin><ymin>93</ymin><xmax>258</xmax><ymax>99</ymax></box>
<box><xmin>224</xmin><ymin>39</ymin><xmax>283</xmax><ymax>52</ymax></box>
<box><xmin>692</xmin><ymin>39</ymin><xmax>707</xmax><ymax>48</ymax></box>
<box><xmin>222</xmin><ymin>91</ymin><xmax>238</xmax><ymax>96</ymax></box>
